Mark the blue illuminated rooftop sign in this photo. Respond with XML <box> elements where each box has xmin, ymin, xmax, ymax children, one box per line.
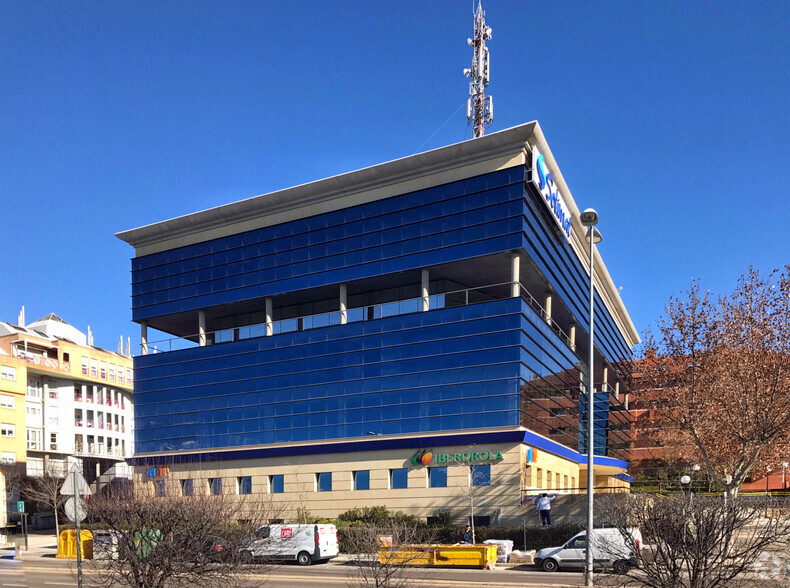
<box><xmin>531</xmin><ymin>146</ymin><xmax>572</xmax><ymax>242</ymax></box>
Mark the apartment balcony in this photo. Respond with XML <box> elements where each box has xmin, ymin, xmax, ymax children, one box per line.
<box><xmin>13</xmin><ymin>348</ymin><xmax>64</xmax><ymax>371</ymax></box>
<box><xmin>97</xmin><ymin>398</ymin><xmax>104</xmax><ymax>405</ymax></box>
<box><xmin>86</xmin><ymin>420</ymin><xmax>94</xmax><ymax>428</ymax></box>
<box><xmin>74</xmin><ymin>419</ymin><xmax>83</xmax><ymax>427</ymax></box>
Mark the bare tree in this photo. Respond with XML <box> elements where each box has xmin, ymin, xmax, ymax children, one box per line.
<box><xmin>594</xmin><ymin>493</ymin><xmax>790</xmax><ymax>588</ymax></box>
<box><xmin>22</xmin><ymin>466</ymin><xmax>68</xmax><ymax>538</ymax></box>
<box><xmin>82</xmin><ymin>478</ymin><xmax>282</xmax><ymax>588</ymax></box>
<box><xmin>344</xmin><ymin>518</ymin><xmax>434</xmax><ymax>588</ymax></box>
<box><xmin>641</xmin><ymin>266</ymin><xmax>790</xmax><ymax>497</ymax></box>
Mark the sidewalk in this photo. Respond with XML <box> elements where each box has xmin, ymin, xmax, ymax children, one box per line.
<box><xmin>1</xmin><ymin>529</ymin><xmax>59</xmax><ymax>559</ymax></box>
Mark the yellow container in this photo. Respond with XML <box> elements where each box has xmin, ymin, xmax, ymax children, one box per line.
<box><xmin>378</xmin><ymin>544</ymin><xmax>497</xmax><ymax>569</ymax></box>
<box><xmin>56</xmin><ymin>529</ymin><xmax>94</xmax><ymax>559</ymax></box>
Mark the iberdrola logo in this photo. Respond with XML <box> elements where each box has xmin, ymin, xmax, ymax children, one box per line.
<box><xmin>410</xmin><ymin>449</ymin><xmax>432</xmax><ymax>466</ymax></box>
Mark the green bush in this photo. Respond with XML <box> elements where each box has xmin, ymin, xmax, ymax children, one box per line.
<box><xmin>332</xmin><ymin>505</ymin><xmax>585</xmax><ymax>552</ymax></box>
<box><xmin>337</xmin><ymin>506</ymin><xmax>391</xmax><ymax>525</ymax></box>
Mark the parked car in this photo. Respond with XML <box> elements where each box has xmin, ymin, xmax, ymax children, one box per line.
<box><xmin>240</xmin><ymin>524</ymin><xmax>339</xmax><ymax>565</ymax></box>
<box><xmin>197</xmin><ymin>535</ymin><xmax>231</xmax><ymax>562</ymax></box>
<box><xmin>535</xmin><ymin>527</ymin><xmax>642</xmax><ymax>574</ymax></box>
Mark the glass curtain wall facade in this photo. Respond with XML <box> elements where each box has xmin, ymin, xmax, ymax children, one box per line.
<box><xmin>128</xmin><ymin>159</ymin><xmax>633</xmax><ymax>461</ymax></box>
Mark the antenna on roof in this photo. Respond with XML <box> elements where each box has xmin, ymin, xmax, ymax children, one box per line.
<box><xmin>463</xmin><ymin>1</ymin><xmax>493</xmax><ymax>138</ymax></box>
<box><xmin>18</xmin><ymin>306</ymin><xmax>25</xmax><ymax>327</ymax></box>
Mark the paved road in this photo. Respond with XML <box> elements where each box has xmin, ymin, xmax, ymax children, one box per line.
<box><xmin>0</xmin><ymin>555</ymin><xmax>583</xmax><ymax>587</ymax></box>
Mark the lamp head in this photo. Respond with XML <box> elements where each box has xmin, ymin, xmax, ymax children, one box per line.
<box><xmin>680</xmin><ymin>475</ymin><xmax>691</xmax><ymax>485</ymax></box>
<box><xmin>580</xmin><ymin>208</ymin><xmax>599</xmax><ymax>227</ymax></box>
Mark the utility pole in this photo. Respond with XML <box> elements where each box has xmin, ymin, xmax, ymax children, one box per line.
<box><xmin>464</xmin><ymin>1</ymin><xmax>493</xmax><ymax>138</ymax></box>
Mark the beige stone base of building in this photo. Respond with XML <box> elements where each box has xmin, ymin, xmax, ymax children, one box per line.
<box><xmin>133</xmin><ymin>433</ymin><xmax>629</xmax><ymax>527</ymax></box>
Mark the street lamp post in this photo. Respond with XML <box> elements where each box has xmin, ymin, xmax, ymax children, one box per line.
<box><xmin>580</xmin><ymin>208</ymin><xmax>601</xmax><ymax>588</ymax></box>
<box><xmin>783</xmin><ymin>462</ymin><xmax>788</xmax><ymax>491</ymax></box>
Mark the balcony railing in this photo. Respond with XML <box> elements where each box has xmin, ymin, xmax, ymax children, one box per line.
<box><xmin>13</xmin><ymin>349</ymin><xmax>61</xmax><ymax>370</ymax></box>
<box><xmin>144</xmin><ymin>281</ymin><xmax>575</xmax><ymax>355</ymax></box>
<box><xmin>74</xmin><ymin>419</ymin><xmax>83</xmax><ymax>427</ymax></box>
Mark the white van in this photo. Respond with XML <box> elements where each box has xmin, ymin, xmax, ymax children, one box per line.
<box><xmin>240</xmin><ymin>524</ymin><xmax>339</xmax><ymax>566</ymax></box>
<box><xmin>535</xmin><ymin>527</ymin><xmax>642</xmax><ymax>574</ymax></box>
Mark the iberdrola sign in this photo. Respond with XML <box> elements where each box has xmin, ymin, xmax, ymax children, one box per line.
<box><xmin>410</xmin><ymin>449</ymin><xmax>504</xmax><ymax>466</ymax></box>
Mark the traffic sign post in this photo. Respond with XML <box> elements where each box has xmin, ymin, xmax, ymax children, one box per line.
<box><xmin>61</xmin><ymin>467</ymin><xmax>91</xmax><ymax>588</ymax></box>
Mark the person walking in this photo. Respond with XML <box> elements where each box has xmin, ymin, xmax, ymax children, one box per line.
<box><xmin>462</xmin><ymin>525</ymin><xmax>473</xmax><ymax>544</ymax></box>
<box><xmin>535</xmin><ymin>492</ymin><xmax>556</xmax><ymax>526</ymax></box>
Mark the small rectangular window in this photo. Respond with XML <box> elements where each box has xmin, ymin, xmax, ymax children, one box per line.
<box><xmin>26</xmin><ymin>378</ymin><xmax>42</xmax><ymax>399</ymax></box>
<box><xmin>353</xmin><ymin>470</ymin><xmax>370</xmax><ymax>491</ymax></box>
<box><xmin>182</xmin><ymin>479</ymin><xmax>194</xmax><ymax>496</ymax></box>
<box><xmin>316</xmin><ymin>472</ymin><xmax>332</xmax><ymax>492</ymax></box>
<box><xmin>1</xmin><ymin>366</ymin><xmax>16</xmax><ymax>381</ymax></box>
<box><xmin>209</xmin><ymin>478</ymin><xmax>222</xmax><ymax>495</ymax></box>
<box><xmin>1</xmin><ymin>423</ymin><xmax>16</xmax><ymax>437</ymax></box>
<box><xmin>0</xmin><ymin>452</ymin><xmax>15</xmax><ymax>464</ymax></box>
<box><xmin>50</xmin><ymin>432</ymin><xmax>58</xmax><ymax>451</ymax></box>
<box><xmin>81</xmin><ymin>357</ymin><xmax>89</xmax><ymax>376</ymax></box>
<box><xmin>471</xmin><ymin>464</ymin><xmax>491</xmax><ymax>486</ymax></box>
<box><xmin>429</xmin><ymin>467</ymin><xmax>447</xmax><ymax>488</ymax></box>
<box><xmin>390</xmin><ymin>468</ymin><xmax>408</xmax><ymax>489</ymax></box>
<box><xmin>269</xmin><ymin>474</ymin><xmax>284</xmax><ymax>494</ymax></box>
<box><xmin>26</xmin><ymin>428</ymin><xmax>42</xmax><ymax>450</ymax></box>
<box><xmin>155</xmin><ymin>480</ymin><xmax>166</xmax><ymax>497</ymax></box>
<box><xmin>238</xmin><ymin>476</ymin><xmax>252</xmax><ymax>495</ymax></box>
<box><xmin>0</xmin><ymin>394</ymin><xmax>15</xmax><ymax>409</ymax></box>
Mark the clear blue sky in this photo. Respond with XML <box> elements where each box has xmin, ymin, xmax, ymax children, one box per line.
<box><xmin>2</xmin><ymin>1</ymin><xmax>788</xmax><ymax>354</ymax></box>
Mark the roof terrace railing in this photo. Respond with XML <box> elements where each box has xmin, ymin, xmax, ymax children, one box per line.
<box><xmin>145</xmin><ymin>281</ymin><xmax>574</xmax><ymax>355</ymax></box>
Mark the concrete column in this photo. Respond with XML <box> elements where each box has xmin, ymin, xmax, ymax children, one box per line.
<box><xmin>511</xmin><ymin>254</ymin><xmax>520</xmax><ymax>298</ymax></box>
<box><xmin>615</xmin><ymin>381</ymin><xmax>620</xmax><ymax>400</ymax></box>
<box><xmin>141</xmin><ymin>322</ymin><xmax>148</xmax><ymax>356</ymax></box>
<box><xmin>421</xmin><ymin>269</ymin><xmax>430</xmax><ymax>312</ymax></box>
<box><xmin>569</xmin><ymin>323</ymin><xmax>577</xmax><ymax>352</ymax></box>
<box><xmin>198</xmin><ymin>311</ymin><xmax>206</xmax><ymax>347</ymax></box>
<box><xmin>544</xmin><ymin>292</ymin><xmax>553</xmax><ymax>325</ymax></box>
<box><xmin>602</xmin><ymin>367</ymin><xmax>609</xmax><ymax>394</ymax></box>
<box><xmin>265</xmin><ymin>297</ymin><xmax>273</xmax><ymax>336</ymax></box>
<box><xmin>339</xmin><ymin>284</ymin><xmax>348</xmax><ymax>325</ymax></box>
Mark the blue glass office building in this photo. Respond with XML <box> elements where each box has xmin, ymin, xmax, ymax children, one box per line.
<box><xmin>118</xmin><ymin>123</ymin><xmax>639</xmax><ymax>523</ymax></box>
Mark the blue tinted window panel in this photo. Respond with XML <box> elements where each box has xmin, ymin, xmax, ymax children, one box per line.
<box><xmin>471</xmin><ymin>464</ymin><xmax>491</xmax><ymax>486</ymax></box>
<box><xmin>211</xmin><ymin>478</ymin><xmax>222</xmax><ymax>495</ymax></box>
<box><xmin>429</xmin><ymin>467</ymin><xmax>447</xmax><ymax>488</ymax></box>
<box><xmin>318</xmin><ymin>472</ymin><xmax>332</xmax><ymax>492</ymax></box>
<box><xmin>354</xmin><ymin>470</ymin><xmax>370</xmax><ymax>491</ymax></box>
